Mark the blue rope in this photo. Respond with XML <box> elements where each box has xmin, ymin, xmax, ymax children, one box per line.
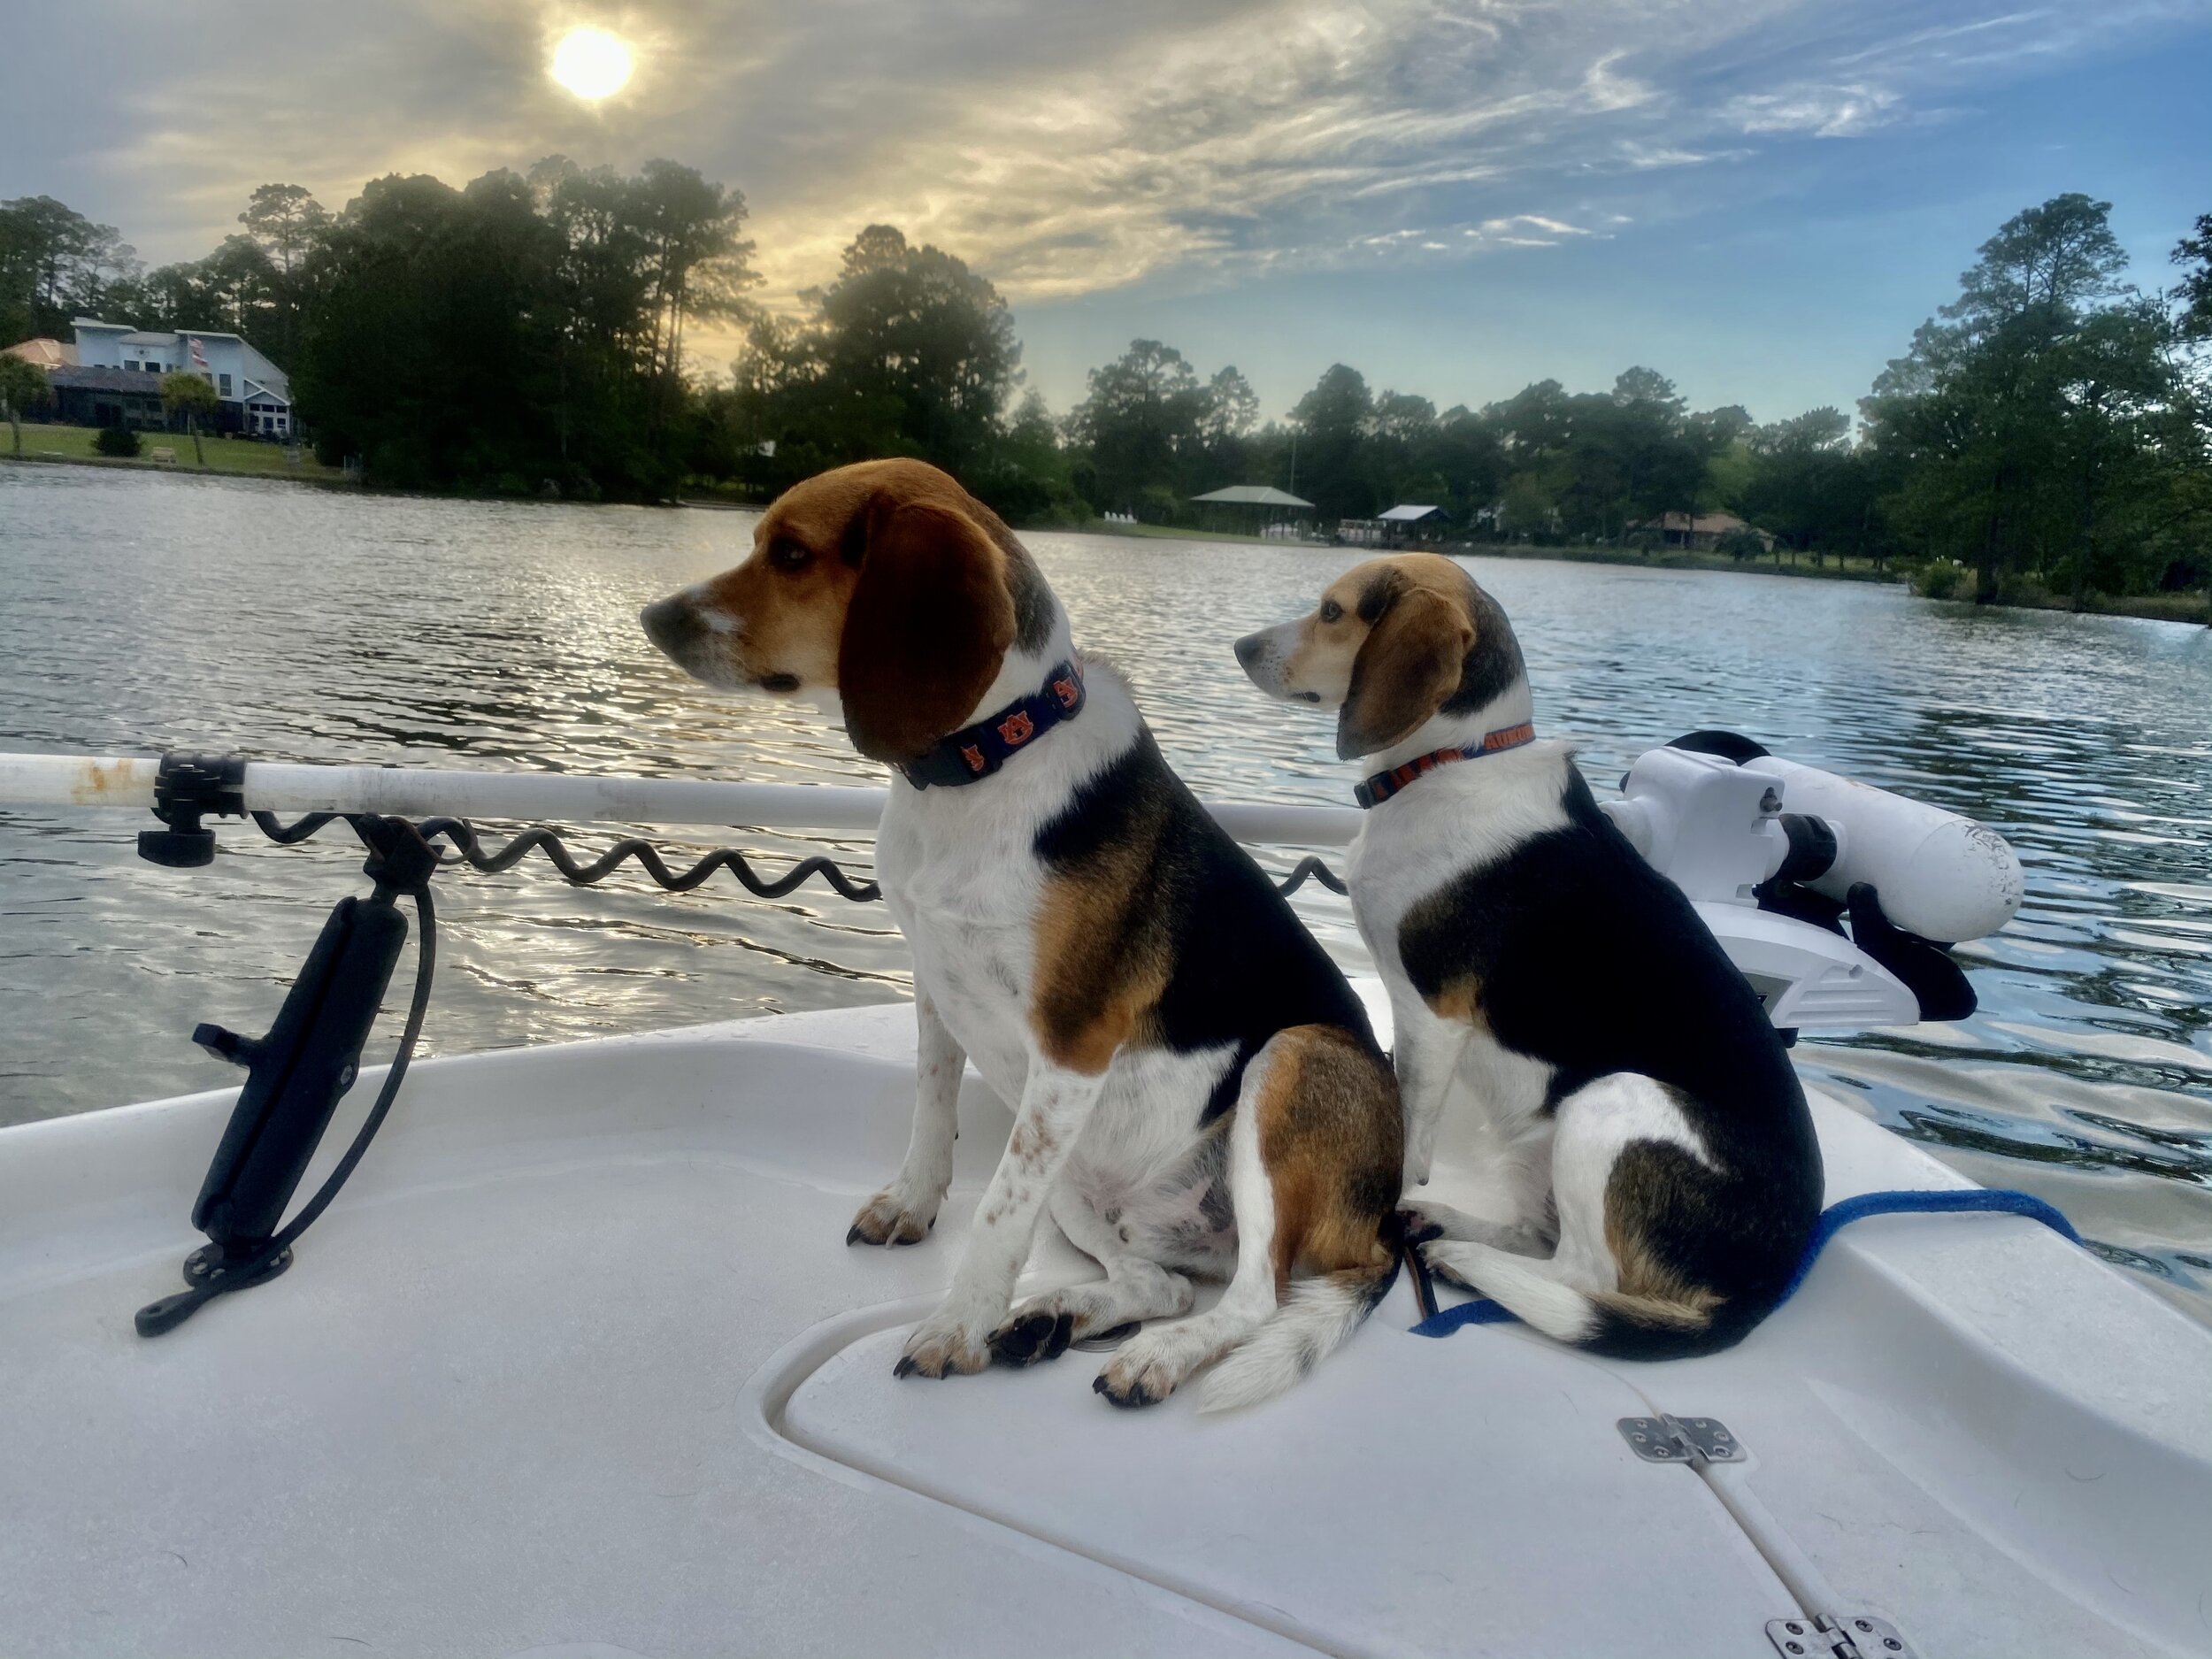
<box><xmin>1409</xmin><ymin>1187</ymin><xmax>2084</xmax><ymax>1340</ymax></box>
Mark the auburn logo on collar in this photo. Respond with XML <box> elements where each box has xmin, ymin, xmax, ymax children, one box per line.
<box><xmin>1051</xmin><ymin>676</ymin><xmax>1079</xmax><ymax>709</ymax></box>
<box><xmin>998</xmin><ymin>711</ymin><xmax>1036</xmax><ymax>746</ymax></box>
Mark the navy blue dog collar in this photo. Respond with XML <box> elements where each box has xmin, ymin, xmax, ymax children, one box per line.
<box><xmin>894</xmin><ymin>661</ymin><xmax>1087</xmax><ymax>789</ymax></box>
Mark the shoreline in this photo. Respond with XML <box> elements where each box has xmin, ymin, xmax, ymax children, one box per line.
<box><xmin>11</xmin><ymin>450</ymin><xmax>2200</xmax><ymax>624</ymax></box>
<box><xmin>2</xmin><ymin>437</ymin><xmax>353</xmax><ymax>488</ymax></box>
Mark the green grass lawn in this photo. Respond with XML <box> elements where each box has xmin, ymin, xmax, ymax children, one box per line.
<box><xmin>2</xmin><ymin>421</ymin><xmax>347</xmax><ymax>482</ymax></box>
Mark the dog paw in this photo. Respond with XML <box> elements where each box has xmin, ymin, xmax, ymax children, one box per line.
<box><xmin>1396</xmin><ymin>1204</ymin><xmax>1447</xmax><ymax>1247</ymax></box>
<box><xmin>989</xmin><ymin>1308</ymin><xmax>1076</xmax><ymax>1368</ymax></box>
<box><xmin>847</xmin><ymin>1187</ymin><xmax>937</xmax><ymax>1248</ymax></box>
<box><xmin>1092</xmin><ymin>1333</ymin><xmax>1187</xmax><ymax>1408</ymax></box>
<box><xmin>895</xmin><ymin>1299</ymin><xmax>995</xmax><ymax>1379</ymax></box>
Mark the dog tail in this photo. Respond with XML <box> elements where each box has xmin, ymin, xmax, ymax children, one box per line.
<box><xmin>1199</xmin><ymin>1256</ymin><xmax>1399</xmax><ymax>1414</ymax></box>
<box><xmin>1432</xmin><ymin>1243</ymin><xmax>1770</xmax><ymax>1362</ymax></box>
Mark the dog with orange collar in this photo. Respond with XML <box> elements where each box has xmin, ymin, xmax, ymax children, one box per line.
<box><xmin>642</xmin><ymin>460</ymin><xmax>1402</xmax><ymax>1409</ymax></box>
<box><xmin>1235</xmin><ymin>553</ymin><xmax>1822</xmax><ymax>1357</ymax></box>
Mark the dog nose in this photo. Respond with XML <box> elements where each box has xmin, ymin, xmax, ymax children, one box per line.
<box><xmin>640</xmin><ymin>595</ymin><xmax>703</xmax><ymax>654</ymax></box>
<box><xmin>1233</xmin><ymin>633</ymin><xmax>1262</xmax><ymax>666</ymax></box>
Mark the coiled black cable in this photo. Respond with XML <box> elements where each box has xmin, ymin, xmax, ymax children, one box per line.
<box><xmin>249</xmin><ymin>812</ymin><xmax>1348</xmax><ymax>900</ymax></box>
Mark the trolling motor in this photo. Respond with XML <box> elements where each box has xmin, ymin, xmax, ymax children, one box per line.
<box><xmin>1604</xmin><ymin>733</ymin><xmax>2024</xmax><ymax>1026</ymax></box>
<box><xmin>132</xmin><ymin>756</ymin><xmax>440</xmax><ymax>1337</ymax></box>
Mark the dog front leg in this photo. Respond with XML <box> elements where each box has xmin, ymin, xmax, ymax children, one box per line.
<box><xmin>897</xmin><ymin>1056</ymin><xmax>1104</xmax><ymax>1379</ymax></box>
<box><xmin>849</xmin><ymin>988</ymin><xmax>965</xmax><ymax>1247</ymax></box>
<box><xmin>1390</xmin><ymin>987</ymin><xmax>1463</xmax><ymax>1191</ymax></box>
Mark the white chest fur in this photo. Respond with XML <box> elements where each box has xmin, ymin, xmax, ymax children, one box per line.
<box><xmin>873</xmin><ymin>663</ymin><xmax>1237</xmax><ymax>1250</ymax></box>
<box><xmin>873</xmin><ymin>662</ymin><xmax>1143</xmax><ymax>1101</ymax></box>
<box><xmin>1348</xmin><ymin>742</ymin><xmax>1574</xmax><ymax>1210</ymax></box>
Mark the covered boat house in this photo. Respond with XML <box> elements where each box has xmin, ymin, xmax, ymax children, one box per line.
<box><xmin>1340</xmin><ymin>503</ymin><xmax>1448</xmax><ymax>547</ymax></box>
<box><xmin>1190</xmin><ymin>484</ymin><xmax>1315</xmax><ymax>537</ymax></box>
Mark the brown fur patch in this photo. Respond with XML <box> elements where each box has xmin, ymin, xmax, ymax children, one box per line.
<box><xmin>1009</xmin><ymin>1117</ymin><xmax>1060</xmax><ymax>1167</ymax></box>
<box><xmin>1029</xmin><ymin>788</ymin><xmax>1173</xmax><ymax>1073</ymax></box>
<box><xmin>1425</xmin><ymin>972</ymin><xmax>1488</xmax><ymax>1028</ymax></box>
<box><xmin>838</xmin><ymin>497</ymin><xmax>1016</xmax><ymax>762</ymax></box>
<box><xmin>1338</xmin><ymin>558</ymin><xmax>1478</xmax><ymax>759</ymax></box>
<box><xmin>1250</xmin><ymin>1025</ymin><xmax>1403</xmax><ymax>1294</ymax></box>
<box><xmin>1601</xmin><ymin>1155</ymin><xmax>1724</xmax><ymax>1327</ymax></box>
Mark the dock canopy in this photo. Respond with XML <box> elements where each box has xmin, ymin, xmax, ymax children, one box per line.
<box><xmin>1191</xmin><ymin>485</ymin><xmax>1315</xmax><ymax>508</ymax></box>
<box><xmin>1378</xmin><ymin>503</ymin><xmax>1444</xmax><ymax>523</ymax></box>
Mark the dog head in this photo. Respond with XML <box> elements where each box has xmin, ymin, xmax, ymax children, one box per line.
<box><xmin>641</xmin><ymin>459</ymin><xmax>1032</xmax><ymax>765</ymax></box>
<box><xmin>1234</xmin><ymin>553</ymin><xmax>1526</xmax><ymax>760</ymax></box>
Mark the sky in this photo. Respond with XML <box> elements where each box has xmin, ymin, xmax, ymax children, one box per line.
<box><xmin>5</xmin><ymin>0</ymin><xmax>2210</xmax><ymax>425</ymax></box>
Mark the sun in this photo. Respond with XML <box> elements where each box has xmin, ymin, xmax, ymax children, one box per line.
<box><xmin>549</xmin><ymin>26</ymin><xmax>634</xmax><ymax>102</ymax></box>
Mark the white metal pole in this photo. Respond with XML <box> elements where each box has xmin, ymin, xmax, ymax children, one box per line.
<box><xmin>0</xmin><ymin>753</ymin><xmax>1363</xmax><ymax>849</ymax></box>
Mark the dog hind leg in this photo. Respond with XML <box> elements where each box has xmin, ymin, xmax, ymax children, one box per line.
<box><xmin>991</xmin><ymin>1185</ymin><xmax>1197</xmax><ymax>1367</ymax></box>
<box><xmin>1095</xmin><ymin>1026</ymin><xmax>1402</xmax><ymax>1409</ymax></box>
<box><xmin>1422</xmin><ymin>1072</ymin><xmax>1724</xmax><ymax>1353</ymax></box>
<box><xmin>1397</xmin><ymin>1199</ymin><xmax>1556</xmax><ymax>1257</ymax></box>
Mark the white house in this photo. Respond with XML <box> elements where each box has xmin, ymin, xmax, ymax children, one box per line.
<box><xmin>70</xmin><ymin>320</ymin><xmax>294</xmax><ymax>437</ymax></box>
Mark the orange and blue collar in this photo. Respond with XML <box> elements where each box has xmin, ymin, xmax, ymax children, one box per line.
<box><xmin>1354</xmin><ymin>722</ymin><xmax>1535</xmax><ymax>809</ymax></box>
<box><xmin>895</xmin><ymin>661</ymin><xmax>1086</xmax><ymax>789</ymax></box>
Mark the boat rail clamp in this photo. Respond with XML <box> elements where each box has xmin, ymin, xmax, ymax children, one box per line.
<box><xmin>1617</xmin><ymin>1414</ymin><xmax>1745</xmax><ymax>1463</ymax></box>
<box><xmin>1768</xmin><ymin>1613</ymin><xmax>1916</xmax><ymax>1659</ymax></box>
<box><xmin>137</xmin><ymin>752</ymin><xmax>247</xmax><ymax>867</ymax></box>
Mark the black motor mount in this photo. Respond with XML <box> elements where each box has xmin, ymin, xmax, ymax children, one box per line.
<box><xmin>133</xmin><ymin>808</ymin><xmax>438</xmax><ymax>1337</ymax></box>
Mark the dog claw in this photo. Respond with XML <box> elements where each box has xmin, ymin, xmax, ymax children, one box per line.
<box><xmin>894</xmin><ymin>1356</ymin><xmax>917</xmax><ymax>1379</ymax></box>
<box><xmin>1096</xmin><ymin>1375</ymin><xmax>1160</xmax><ymax>1409</ymax></box>
<box><xmin>848</xmin><ymin>1191</ymin><xmax>934</xmax><ymax>1247</ymax></box>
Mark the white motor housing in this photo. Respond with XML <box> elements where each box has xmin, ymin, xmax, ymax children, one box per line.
<box><xmin>1739</xmin><ymin>755</ymin><xmax>2023</xmax><ymax>943</ymax></box>
<box><xmin>1601</xmin><ymin>746</ymin><xmax>1792</xmax><ymax>906</ymax></box>
<box><xmin>1598</xmin><ymin>740</ymin><xmax>2024</xmax><ymax>1028</ymax></box>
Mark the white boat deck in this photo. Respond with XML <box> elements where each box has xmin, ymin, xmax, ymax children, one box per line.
<box><xmin>4</xmin><ymin>996</ymin><xmax>2208</xmax><ymax>1657</ymax></box>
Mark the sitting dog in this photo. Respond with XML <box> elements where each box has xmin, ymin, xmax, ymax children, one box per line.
<box><xmin>642</xmin><ymin>459</ymin><xmax>1402</xmax><ymax>1408</ymax></box>
<box><xmin>1235</xmin><ymin>554</ymin><xmax>1821</xmax><ymax>1356</ymax></box>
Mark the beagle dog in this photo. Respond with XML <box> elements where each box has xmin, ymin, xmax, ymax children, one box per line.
<box><xmin>641</xmin><ymin>459</ymin><xmax>1402</xmax><ymax>1409</ymax></box>
<box><xmin>1235</xmin><ymin>554</ymin><xmax>1822</xmax><ymax>1357</ymax></box>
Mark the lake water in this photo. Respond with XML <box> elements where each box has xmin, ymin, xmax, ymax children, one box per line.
<box><xmin>4</xmin><ymin>466</ymin><xmax>2208</xmax><ymax>1323</ymax></box>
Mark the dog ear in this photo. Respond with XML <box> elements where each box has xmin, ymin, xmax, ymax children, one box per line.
<box><xmin>839</xmin><ymin>498</ymin><xmax>1017</xmax><ymax>764</ymax></box>
<box><xmin>1337</xmin><ymin>586</ymin><xmax>1474</xmax><ymax>760</ymax></box>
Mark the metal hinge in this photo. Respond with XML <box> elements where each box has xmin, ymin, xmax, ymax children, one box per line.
<box><xmin>1768</xmin><ymin>1613</ymin><xmax>1916</xmax><ymax>1658</ymax></box>
<box><xmin>1617</xmin><ymin>1414</ymin><xmax>1744</xmax><ymax>1463</ymax></box>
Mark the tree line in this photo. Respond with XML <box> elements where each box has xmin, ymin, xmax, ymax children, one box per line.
<box><xmin>4</xmin><ymin>176</ymin><xmax>2209</xmax><ymax>604</ymax></box>
<box><xmin>2</xmin><ymin>162</ymin><xmax>756</xmax><ymax>498</ymax></box>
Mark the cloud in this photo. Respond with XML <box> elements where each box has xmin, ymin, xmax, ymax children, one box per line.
<box><xmin>5</xmin><ymin>0</ymin><xmax>2208</xmax><ymax>347</ymax></box>
<box><xmin>1724</xmin><ymin>83</ymin><xmax>1901</xmax><ymax>136</ymax></box>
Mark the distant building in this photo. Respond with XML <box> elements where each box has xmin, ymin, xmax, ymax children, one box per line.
<box><xmin>1189</xmin><ymin>483</ymin><xmax>1316</xmax><ymax>533</ymax></box>
<box><xmin>3</xmin><ymin>338</ymin><xmax>77</xmax><ymax>369</ymax></box>
<box><xmin>43</xmin><ymin>365</ymin><xmax>168</xmax><ymax>431</ymax></box>
<box><xmin>68</xmin><ymin>319</ymin><xmax>293</xmax><ymax>437</ymax></box>
<box><xmin>1379</xmin><ymin>503</ymin><xmax>1446</xmax><ymax>541</ymax></box>
<box><xmin>1340</xmin><ymin>504</ymin><xmax>1448</xmax><ymax>547</ymax></box>
<box><xmin>1636</xmin><ymin>511</ymin><xmax>1773</xmax><ymax>553</ymax></box>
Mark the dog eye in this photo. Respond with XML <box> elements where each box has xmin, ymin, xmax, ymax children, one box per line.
<box><xmin>768</xmin><ymin>541</ymin><xmax>813</xmax><ymax>573</ymax></box>
<box><xmin>1320</xmin><ymin>599</ymin><xmax>1343</xmax><ymax>623</ymax></box>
